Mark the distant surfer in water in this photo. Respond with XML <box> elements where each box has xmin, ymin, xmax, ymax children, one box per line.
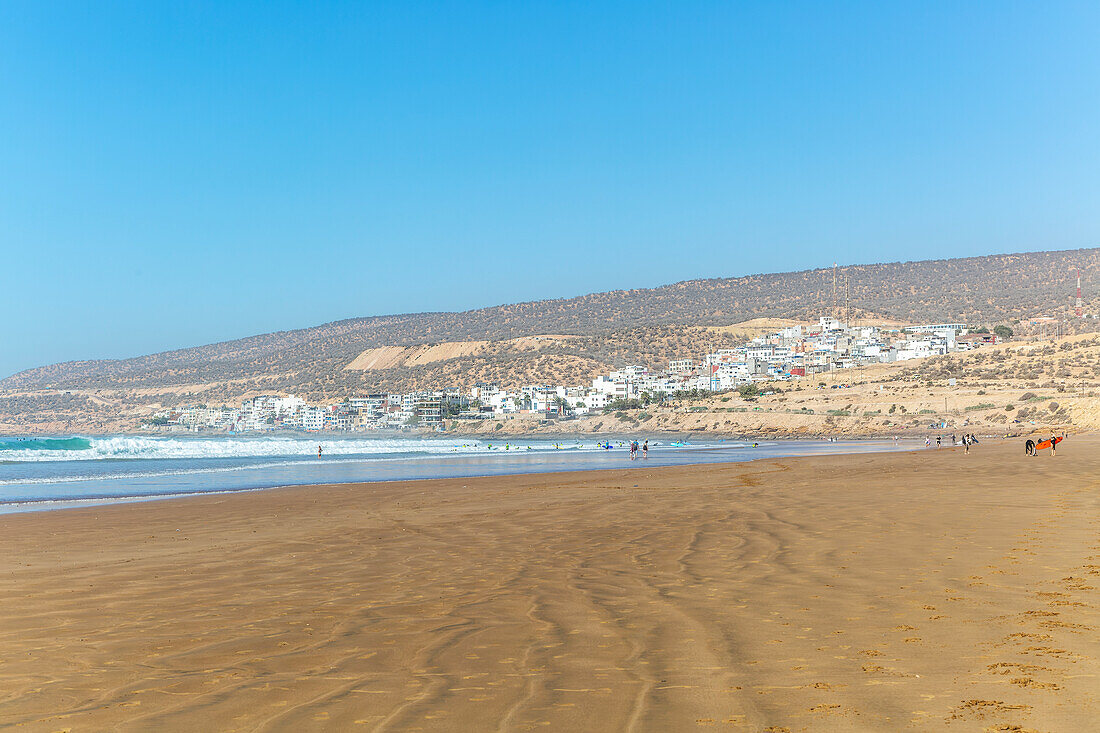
<box><xmin>317</xmin><ymin>445</ymin><xmax>323</xmax><ymax>459</ymax></box>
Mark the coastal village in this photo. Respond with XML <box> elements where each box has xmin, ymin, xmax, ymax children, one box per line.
<box><xmin>154</xmin><ymin>318</ymin><xmax>1001</xmax><ymax>432</ymax></box>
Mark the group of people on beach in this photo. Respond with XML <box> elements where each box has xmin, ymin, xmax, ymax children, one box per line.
<box><xmin>1025</xmin><ymin>434</ymin><xmax>1062</xmax><ymax>457</ymax></box>
<box><xmin>920</xmin><ymin>432</ymin><xmax>1065</xmax><ymax>457</ymax></box>
<box><xmin>924</xmin><ymin>433</ymin><xmax>979</xmax><ymax>452</ymax></box>
<box><xmin>628</xmin><ymin>440</ymin><xmax>648</xmax><ymax>460</ymax></box>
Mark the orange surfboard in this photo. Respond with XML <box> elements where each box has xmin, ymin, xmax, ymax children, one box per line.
<box><xmin>1035</xmin><ymin>436</ymin><xmax>1063</xmax><ymax>450</ymax></box>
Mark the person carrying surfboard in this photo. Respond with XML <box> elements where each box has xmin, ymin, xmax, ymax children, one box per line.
<box><xmin>1050</xmin><ymin>434</ymin><xmax>1057</xmax><ymax>457</ymax></box>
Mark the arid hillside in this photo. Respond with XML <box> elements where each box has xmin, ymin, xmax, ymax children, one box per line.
<box><xmin>449</xmin><ymin>333</ymin><xmax>1100</xmax><ymax>440</ymax></box>
<box><xmin>1</xmin><ymin>248</ymin><xmax>1099</xmax><ymax>432</ymax></box>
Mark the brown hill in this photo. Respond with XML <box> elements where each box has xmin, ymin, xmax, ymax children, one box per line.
<box><xmin>2</xmin><ymin>248</ymin><xmax>1099</xmax><ymax>431</ymax></box>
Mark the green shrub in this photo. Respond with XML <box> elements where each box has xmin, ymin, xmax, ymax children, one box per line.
<box><xmin>738</xmin><ymin>384</ymin><xmax>761</xmax><ymax>398</ymax></box>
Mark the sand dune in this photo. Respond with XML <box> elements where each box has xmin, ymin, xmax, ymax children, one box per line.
<box><xmin>1</xmin><ymin>439</ymin><xmax>1099</xmax><ymax>730</ymax></box>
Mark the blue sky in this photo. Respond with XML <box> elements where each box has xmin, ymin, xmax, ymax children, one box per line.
<box><xmin>2</xmin><ymin>2</ymin><xmax>1099</xmax><ymax>378</ymax></box>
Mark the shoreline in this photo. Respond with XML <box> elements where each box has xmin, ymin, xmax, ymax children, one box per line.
<box><xmin>0</xmin><ymin>437</ymin><xmax>923</xmax><ymax>516</ymax></box>
<box><xmin>0</xmin><ymin>447</ymin><xmax>907</xmax><ymax>516</ymax></box>
<box><xmin>2</xmin><ymin>439</ymin><xmax>1098</xmax><ymax>730</ymax></box>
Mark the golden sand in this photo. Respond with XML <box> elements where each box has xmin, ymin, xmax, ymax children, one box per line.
<box><xmin>1</xmin><ymin>438</ymin><xmax>1098</xmax><ymax>731</ymax></box>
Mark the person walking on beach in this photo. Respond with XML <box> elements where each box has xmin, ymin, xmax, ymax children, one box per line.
<box><xmin>963</xmin><ymin>434</ymin><xmax>970</xmax><ymax>454</ymax></box>
<box><xmin>1050</xmin><ymin>434</ymin><xmax>1057</xmax><ymax>457</ymax></box>
<box><xmin>936</xmin><ymin>436</ymin><xmax>941</xmax><ymax>448</ymax></box>
<box><xmin>642</xmin><ymin>440</ymin><xmax>648</xmax><ymax>459</ymax></box>
<box><xmin>925</xmin><ymin>437</ymin><xmax>931</xmax><ymax>448</ymax></box>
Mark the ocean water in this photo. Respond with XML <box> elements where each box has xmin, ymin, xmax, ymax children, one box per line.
<box><xmin>0</xmin><ymin>434</ymin><xmax>915</xmax><ymax>514</ymax></box>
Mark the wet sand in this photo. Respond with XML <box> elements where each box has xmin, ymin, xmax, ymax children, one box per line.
<box><xmin>1</xmin><ymin>438</ymin><xmax>1098</xmax><ymax>731</ymax></box>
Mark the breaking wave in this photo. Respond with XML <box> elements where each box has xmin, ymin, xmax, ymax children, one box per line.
<box><xmin>0</xmin><ymin>435</ymin><xmax>599</xmax><ymax>463</ymax></box>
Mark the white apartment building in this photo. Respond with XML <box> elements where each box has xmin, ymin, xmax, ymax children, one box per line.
<box><xmin>746</xmin><ymin>346</ymin><xmax>775</xmax><ymax>359</ymax></box>
<box><xmin>468</xmin><ymin>383</ymin><xmax>499</xmax><ymax>402</ymax></box>
<box><xmin>614</xmin><ymin>365</ymin><xmax>649</xmax><ymax>379</ymax></box>
<box><xmin>301</xmin><ymin>406</ymin><xmax>326</xmax><ymax>431</ymax></box>
<box><xmin>592</xmin><ymin>375</ymin><xmax>634</xmax><ymax>400</ymax></box>
<box><xmin>584</xmin><ymin>391</ymin><xmax>612</xmax><ymax>410</ymax></box>
<box><xmin>778</xmin><ymin>325</ymin><xmax>803</xmax><ymax>339</ymax></box>
<box><xmin>668</xmin><ymin>358</ymin><xmax>694</xmax><ymax>374</ymax></box>
<box><xmin>705</xmin><ymin>349</ymin><xmax>742</xmax><ymax>366</ymax></box>
<box><xmin>906</xmin><ymin>322</ymin><xmax>967</xmax><ymax>334</ymax></box>
<box><xmin>895</xmin><ymin>340</ymin><xmax>933</xmax><ymax>360</ymax></box>
<box><xmin>272</xmin><ymin>396</ymin><xmax>305</xmax><ymax>415</ymax></box>
<box><xmin>530</xmin><ymin>387</ymin><xmax>559</xmax><ymax>415</ymax></box>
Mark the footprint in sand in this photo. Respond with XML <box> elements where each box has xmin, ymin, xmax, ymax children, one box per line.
<box><xmin>1010</xmin><ymin>677</ymin><xmax>1062</xmax><ymax>690</ymax></box>
<box><xmin>946</xmin><ymin>699</ymin><xmax>1032</xmax><ymax>722</ymax></box>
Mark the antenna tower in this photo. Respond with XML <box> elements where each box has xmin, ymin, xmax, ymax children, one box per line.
<box><xmin>832</xmin><ymin>263</ymin><xmax>837</xmax><ymax>321</ymax></box>
<box><xmin>845</xmin><ymin>275</ymin><xmax>850</xmax><ymax>328</ymax></box>
<box><xmin>1076</xmin><ymin>268</ymin><xmax>1083</xmax><ymax>318</ymax></box>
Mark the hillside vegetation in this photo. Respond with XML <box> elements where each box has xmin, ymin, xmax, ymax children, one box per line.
<box><xmin>1</xmin><ymin>248</ymin><xmax>1099</xmax><ymax>432</ymax></box>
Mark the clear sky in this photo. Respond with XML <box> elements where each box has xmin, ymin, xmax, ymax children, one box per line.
<box><xmin>2</xmin><ymin>2</ymin><xmax>1099</xmax><ymax>378</ymax></box>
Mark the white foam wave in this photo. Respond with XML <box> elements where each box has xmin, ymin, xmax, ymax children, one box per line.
<box><xmin>0</xmin><ymin>435</ymin><xmax>601</xmax><ymax>463</ymax></box>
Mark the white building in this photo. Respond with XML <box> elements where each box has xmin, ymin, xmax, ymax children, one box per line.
<box><xmin>592</xmin><ymin>375</ymin><xmax>634</xmax><ymax>400</ymax></box>
<box><xmin>301</xmin><ymin>406</ymin><xmax>326</xmax><ymax>431</ymax></box>
<box><xmin>530</xmin><ymin>387</ymin><xmax>560</xmax><ymax>415</ymax></box>
<box><xmin>668</xmin><ymin>358</ymin><xmax>694</xmax><ymax>374</ymax></box>
<box><xmin>906</xmin><ymin>322</ymin><xmax>967</xmax><ymax>334</ymax></box>
<box><xmin>584</xmin><ymin>391</ymin><xmax>612</xmax><ymax>410</ymax></box>
<box><xmin>778</xmin><ymin>325</ymin><xmax>803</xmax><ymax>339</ymax></box>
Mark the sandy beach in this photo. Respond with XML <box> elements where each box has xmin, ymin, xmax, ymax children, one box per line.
<box><xmin>1</xmin><ymin>438</ymin><xmax>1098</xmax><ymax>731</ymax></box>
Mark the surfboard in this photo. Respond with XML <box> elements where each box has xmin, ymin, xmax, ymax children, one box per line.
<box><xmin>1035</xmin><ymin>436</ymin><xmax>1063</xmax><ymax>450</ymax></box>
